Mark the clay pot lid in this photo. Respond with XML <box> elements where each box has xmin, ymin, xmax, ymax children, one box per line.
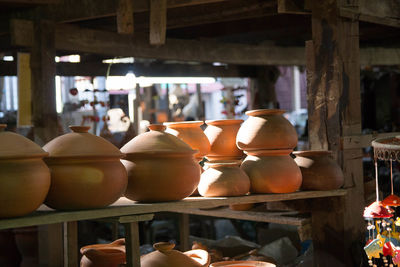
<box><xmin>210</xmin><ymin>261</ymin><xmax>276</xmax><ymax>267</ymax></box>
<box><xmin>382</xmin><ymin>194</ymin><xmax>400</xmax><ymax>207</ymax></box>
<box><xmin>164</xmin><ymin>121</ymin><xmax>204</xmax><ymax>128</ymax></box>
<box><xmin>121</xmin><ymin>124</ymin><xmax>197</xmax><ymax>156</ymax></box>
<box><xmin>43</xmin><ymin>125</ymin><xmax>124</xmax><ymax>159</ymax></box>
<box><xmin>0</xmin><ymin>124</ymin><xmax>48</xmax><ymax>159</ymax></box>
<box><xmin>245</xmin><ymin>109</ymin><xmax>286</xmax><ymax>117</ymax></box>
<box><xmin>293</xmin><ymin>150</ymin><xmax>332</xmax><ymax>157</ymax></box>
<box><xmin>363</xmin><ymin>201</ymin><xmax>394</xmax><ymax>218</ymax></box>
<box><xmin>205</xmin><ymin>119</ymin><xmax>243</xmax><ymax>126</ymax></box>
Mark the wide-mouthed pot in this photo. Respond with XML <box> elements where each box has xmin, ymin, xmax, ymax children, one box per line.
<box><xmin>241</xmin><ymin>150</ymin><xmax>302</xmax><ymax>194</ymax></box>
<box><xmin>293</xmin><ymin>150</ymin><xmax>344</xmax><ymax>190</ymax></box>
<box><xmin>80</xmin><ymin>238</ymin><xmax>125</xmax><ymax>267</ymax></box>
<box><xmin>43</xmin><ymin>126</ymin><xmax>127</xmax><ymax>210</ymax></box>
<box><xmin>198</xmin><ymin>160</ymin><xmax>250</xmax><ymax>197</ymax></box>
<box><xmin>121</xmin><ymin>124</ymin><xmax>201</xmax><ymax>202</ymax></box>
<box><xmin>0</xmin><ymin>124</ymin><xmax>50</xmax><ymax>218</ymax></box>
<box><xmin>210</xmin><ymin>260</ymin><xmax>275</xmax><ymax>267</ymax></box>
<box><xmin>204</xmin><ymin>119</ymin><xmax>244</xmax><ymax>161</ymax></box>
<box><xmin>236</xmin><ymin>109</ymin><xmax>297</xmax><ymax>151</ymax></box>
<box><xmin>141</xmin><ymin>242</ymin><xmax>210</xmax><ymax>267</ymax></box>
<box><xmin>164</xmin><ymin>121</ymin><xmax>210</xmax><ymax>161</ymax></box>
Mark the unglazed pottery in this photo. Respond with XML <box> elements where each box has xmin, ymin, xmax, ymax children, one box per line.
<box><xmin>293</xmin><ymin>150</ymin><xmax>344</xmax><ymax>190</ymax></box>
<box><xmin>241</xmin><ymin>150</ymin><xmax>302</xmax><ymax>193</ymax></box>
<box><xmin>198</xmin><ymin>161</ymin><xmax>250</xmax><ymax>197</ymax></box>
<box><xmin>164</xmin><ymin>121</ymin><xmax>210</xmax><ymax>160</ymax></box>
<box><xmin>141</xmin><ymin>242</ymin><xmax>210</xmax><ymax>267</ymax></box>
<box><xmin>121</xmin><ymin>125</ymin><xmax>201</xmax><ymax>202</ymax></box>
<box><xmin>0</xmin><ymin>124</ymin><xmax>50</xmax><ymax>218</ymax></box>
<box><xmin>80</xmin><ymin>238</ymin><xmax>126</xmax><ymax>267</ymax></box>
<box><xmin>210</xmin><ymin>260</ymin><xmax>275</xmax><ymax>267</ymax></box>
<box><xmin>14</xmin><ymin>227</ymin><xmax>38</xmax><ymax>267</ymax></box>
<box><xmin>204</xmin><ymin>119</ymin><xmax>244</xmax><ymax>160</ymax></box>
<box><xmin>43</xmin><ymin>125</ymin><xmax>127</xmax><ymax>210</ymax></box>
<box><xmin>236</xmin><ymin>109</ymin><xmax>297</xmax><ymax>151</ymax></box>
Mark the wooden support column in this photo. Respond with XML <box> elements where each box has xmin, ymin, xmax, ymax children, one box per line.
<box><xmin>117</xmin><ymin>0</ymin><xmax>134</xmax><ymax>34</ymax></box>
<box><xmin>38</xmin><ymin>224</ymin><xmax>63</xmax><ymax>267</ymax></box>
<box><xmin>306</xmin><ymin>0</ymin><xmax>364</xmax><ymax>266</ymax></box>
<box><xmin>63</xmin><ymin>221</ymin><xmax>78</xmax><ymax>267</ymax></box>
<box><xmin>30</xmin><ymin>20</ymin><xmax>58</xmax><ymax>145</ymax></box>
<box><xmin>179</xmin><ymin>213</ymin><xmax>190</xmax><ymax>251</ymax></box>
<box><xmin>17</xmin><ymin>53</ymin><xmax>32</xmax><ymax>127</ymax></box>
<box><xmin>150</xmin><ymin>0</ymin><xmax>167</xmax><ymax>45</ymax></box>
<box><xmin>124</xmin><ymin>222</ymin><xmax>141</xmax><ymax>267</ymax></box>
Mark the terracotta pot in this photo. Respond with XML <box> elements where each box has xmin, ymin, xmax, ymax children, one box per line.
<box><xmin>0</xmin><ymin>229</ymin><xmax>21</xmax><ymax>266</ymax></box>
<box><xmin>164</xmin><ymin>121</ymin><xmax>210</xmax><ymax>160</ymax></box>
<box><xmin>0</xmin><ymin>124</ymin><xmax>51</xmax><ymax>218</ymax></box>
<box><xmin>198</xmin><ymin>161</ymin><xmax>250</xmax><ymax>197</ymax></box>
<box><xmin>236</xmin><ymin>109</ymin><xmax>297</xmax><ymax>151</ymax></box>
<box><xmin>43</xmin><ymin>126</ymin><xmax>127</xmax><ymax>210</ymax></box>
<box><xmin>204</xmin><ymin>119</ymin><xmax>244</xmax><ymax>161</ymax></box>
<box><xmin>141</xmin><ymin>242</ymin><xmax>210</xmax><ymax>267</ymax></box>
<box><xmin>14</xmin><ymin>227</ymin><xmax>38</xmax><ymax>267</ymax></box>
<box><xmin>293</xmin><ymin>151</ymin><xmax>344</xmax><ymax>190</ymax></box>
<box><xmin>210</xmin><ymin>260</ymin><xmax>275</xmax><ymax>267</ymax></box>
<box><xmin>241</xmin><ymin>150</ymin><xmax>302</xmax><ymax>193</ymax></box>
<box><xmin>121</xmin><ymin>125</ymin><xmax>201</xmax><ymax>202</ymax></box>
<box><xmin>80</xmin><ymin>238</ymin><xmax>126</xmax><ymax>267</ymax></box>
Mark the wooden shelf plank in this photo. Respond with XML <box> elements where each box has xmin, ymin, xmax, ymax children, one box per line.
<box><xmin>0</xmin><ymin>189</ymin><xmax>346</xmax><ymax>230</ymax></box>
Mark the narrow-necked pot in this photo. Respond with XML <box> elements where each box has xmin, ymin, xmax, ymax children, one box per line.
<box><xmin>80</xmin><ymin>238</ymin><xmax>126</xmax><ymax>267</ymax></box>
<box><xmin>204</xmin><ymin>119</ymin><xmax>244</xmax><ymax>161</ymax></box>
<box><xmin>198</xmin><ymin>160</ymin><xmax>250</xmax><ymax>197</ymax></box>
<box><xmin>236</xmin><ymin>109</ymin><xmax>297</xmax><ymax>151</ymax></box>
<box><xmin>43</xmin><ymin>126</ymin><xmax>127</xmax><ymax>210</ymax></box>
<box><xmin>121</xmin><ymin>125</ymin><xmax>201</xmax><ymax>202</ymax></box>
<box><xmin>293</xmin><ymin>150</ymin><xmax>344</xmax><ymax>190</ymax></box>
<box><xmin>141</xmin><ymin>242</ymin><xmax>210</xmax><ymax>267</ymax></box>
<box><xmin>0</xmin><ymin>124</ymin><xmax>50</xmax><ymax>218</ymax></box>
<box><xmin>241</xmin><ymin>150</ymin><xmax>302</xmax><ymax>193</ymax></box>
<box><xmin>164</xmin><ymin>121</ymin><xmax>210</xmax><ymax>161</ymax></box>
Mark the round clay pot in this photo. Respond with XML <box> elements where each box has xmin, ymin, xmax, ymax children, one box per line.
<box><xmin>0</xmin><ymin>229</ymin><xmax>21</xmax><ymax>266</ymax></box>
<box><xmin>241</xmin><ymin>150</ymin><xmax>302</xmax><ymax>193</ymax></box>
<box><xmin>293</xmin><ymin>150</ymin><xmax>344</xmax><ymax>190</ymax></box>
<box><xmin>80</xmin><ymin>238</ymin><xmax>126</xmax><ymax>267</ymax></box>
<box><xmin>0</xmin><ymin>124</ymin><xmax>51</xmax><ymax>218</ymax></box>
<box><xmin>141</xmin><ymin>242</ymin><xmax>210</xmax><ymax>267</ymax></box>
<box><xmin>198</xmin><ymin>161</ymin><xmax>250</xmax><ymax>197</ymax></box>
<box><xmin>210</xmin><ymin>260</ymin><xmax>275</xmax><ymax>267</ymax></box>
<box><xmin>236</xmin><ymin>109</ymin><xmax>297</xmax><ymax>151</ymax></box>
<box><xmin>164</xmin><ymin>121</ymin><xmax>210</xmax><ymax>160</ymax></box>
<box><xmin>14</xmin><ymin>227</ymin><xmax>38</xmax><ymax>267</ymax></box>
<box><xmin>204</xmin><ymin>119</ymin><xmax>244</xmax><ymax>161</ymax></box>
<box><xmin>121</xmin><ymin>125</ymin><xmax>201</xmax><ymax>202</ymax></box>
<box><xmin>43</xmin><ymin>126</ymin><xmax>127</xmax><ymax>210</ymax></box>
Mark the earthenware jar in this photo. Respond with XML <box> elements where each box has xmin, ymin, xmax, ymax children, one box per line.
<box><xmin>293</xmin><ymin>151</ymin><xmax>344</xmax><ymax>190</ymax></box>
<box><xmin>236</xmin><ymin>109</ymin><xmax>297</xmax><ymax>151</ymax></box>
<box><xmin>80</xmin><ymin>238</ymin><xmax>126</xmax><ymax>267</ymax></box>
<box><xmin>141</xmin><ymin>242</ymin><xmax>210</xmax><ymax>267</ymax></box>
<box><xmin>121</xmin><ymin>125</ymin><xmax>201</xmax><ymax>202</ymax></box>
<box><xmin>43</xmin><ymin>125</ymin><xmax>127</xmax><ymax>210</ymax></box>
<box><xmin>210</xmin><ymin>260</ymin><xmax>276</xmax><ymax>267</ymax></box>
<box><xmin>164</xmin><ymin>121</ymin><xmax>210</xmax><ymax>161</ymax></box>
<box><xmin>241</xmin><ymin>150</ymin><xmax>302</xmax><ymax>193</ymax></box>
<box><xmin>204</xmin><ymin>119</ymin><xmax>244</xmax><ymax>160</ymax></box>
<box><xmin>14</xmin><ymin>227</ymin><xmax>38</xmax><ymax>267</ymax></box>
<box><xmin>0</xmin><ymin>124</ymin><xmax>51</xmax><ymax>218</ymax></box>
<box><xmin>198</xmin><ymin>161</ymin><xmax>250</xmax><ymax>197</ymax></box>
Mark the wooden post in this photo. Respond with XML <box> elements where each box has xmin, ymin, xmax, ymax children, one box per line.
<box><xmin>149</xmin><ymin>0</ymin><xmax>167</xmax><ymax>45</ymax></box>
<box><xmin>117</xmin><ymin>0</ymin><xmax>134</xmax><ymax>34</ymax></box>
<box><xmin>196</xmin><ymin>84</ymin><xmax>204</xmax><ymax>120</ymax></box>
<box><xmin>124</xmin><ymin>222</ymin><xmax>141</xmax><ymax>267</ymax></box>
<box><xmin>17</xmin><ymin>53</ymin><xmax>32</xmax><ymax>127</ymax></box>
<box><xmin>179</xmin><ymin>213</ymin><xmax>190</xmax><ymax>251</ymax></box>
<box><xmin>252</xmin><ymin>66</ymin><xmax>280</xmax><ymax>109</ymax></box>
<box><xmin>306</xmin><ymin>0</ymin><xmax>364</xmax><ymax>266</ymax></box>
<box><xmin>38</xmin><ymin>224</ymin><xmax>64</xmax><ymax>267</ymax></box>
<box><xmin>63</xmin><ymin>221</ymin><xmax>78</xmax><ymax>267</ymax></box>
<box><xmin>30</xmin><ymin>20</ymin><xmax>58</xmax><ymax>145</ymax></box>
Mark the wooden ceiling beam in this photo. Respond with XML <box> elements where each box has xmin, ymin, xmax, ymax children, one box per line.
<box><xmin>0</xmin><ymin>0</ymin><xmax>58</xmax><ymax>4</ymax></box>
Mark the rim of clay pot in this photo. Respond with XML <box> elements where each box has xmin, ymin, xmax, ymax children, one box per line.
<box><xmin>153</xmin><ymin>242</ymin><xmax>175</xmax><ymax>252</ymax></box>
<box><xmin>245</xmin><ymin>149</ymin><xmax>293</xmax><ymax>156</ymax></box>
<box><xmin>205</xmin><ymin>119</ymin><xmax>244</xmax><ymax>126</ymax></box>
<box><xmin>210</xmin><ymin>260</ymin><xmax>276</xmax><ymax>267</ymax></box>
<box><xmin>292</xmin><ymin>150</ymin><xmax>332</xmax><ymax>157</ymax></box>
<box><xmin>164</xmin><ymin>121</ymin><xmax>204</xmax><ymax>128</ymax></box>
<box><xmin>204</xmin><ymin>160</ymin><xmax>241</xmax><ymax>167</ymax></box>
<box><xmin>245</xmin><ymin>109</ymin><xmax>286</xmax><ymax>117</ymax></box>
<box><xmin>206</xmin><ymin>155</ymin><xmax>244</xmax><ymax>161</ymax></box>
<box><xmin>81</xmin><ymin>247</ymin><xmax>126</xmax><ymax>261</ymax></box>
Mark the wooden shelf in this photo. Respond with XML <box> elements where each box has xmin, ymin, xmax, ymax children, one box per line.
<box><xmin>0</xmin><ymin>189</ymin><xmax>346</xmax><ymax>230</ymax></box>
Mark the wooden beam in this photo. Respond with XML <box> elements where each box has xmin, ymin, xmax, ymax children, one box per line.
<box><xmin>17</xmin><ymin>53</ymin><xmax>32</xmax><ymax>127</ymax></box>
<box><xmin>116</xmin><ymin>0</ymin><xmax>134</xmax><ymax>34</ymax></box>
<box><xmin>150</xmin><ymin>0</ymin><xmax>167</xmax><ymax>45</ymax></box>
<box><xmin>341</xmin><ymin>132</ymin><xmax>400</xmax><ymax>150</ymax></box>
<box><xmin>277</xmin><ymin>0</ymin><xmax>310</xmax><ymax>15</ymax></box>
<box><xmin>0</xmin><ymin>0</ymin><xmax>58</xmax><ymax>4</ymax></box>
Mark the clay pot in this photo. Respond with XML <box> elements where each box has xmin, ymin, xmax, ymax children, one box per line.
<box><xmin>43</xmin><ymin>126</ymin><xmax>127</xmax><ymax>210</ymax></box>
<box><xmin>241</xmin><ymin>150</ymin><xmax>302</xmax><ymax>193</ymax></box>
<box><xmin>236</xmin><ymin>109</ymin><xmax>297</xmax><ymax>151</ymax></box>
<box><xmin>204</xmin><ymin>119</ymin><xmax>244</xmax><ymax>161</ymax></box>
<box><xmin>293</xmin><ymin>151</ymin><xmax>344</xmax><ymax>190</ymax></box>
<box><xmin>141</xmin><ymin>242</ymin><xmax>210</xmax><ymax>267</ymax></box>
<box><xmin>80</xmin><ymin>238</ymin><xmax>126</xmax><ymax>267</ymax></box>
<box><xmin>0</xmin><ymin>124</ymin><xmax>51</xmax><ymax>218</ymax></box>
<box><xmin>210</xmin><ymin>261</ymin><xmax>275</xmax><ymax>267</ymax></box>
<box><xmin>14</xmin><ymin>227</ymin><xmax>38</xmax><ymax>267</ymax></box>
<box><xmin>121</xmin><ymin>125</ymin><xmax>201</xmax><ymax>202</ymax></box>
<box><xmin>164</xmin><ymin>121</ymin><xmax>210</xmax><ymax>160</ymax></box>
<box><xmin>198</xmin><ymin>161</ymin><xmax>250</xmax><ymax>197</ymax></box>
<box><xmin>0</xmin><ymin>229</ymin><xmax>21</xmax><ymax>266</ymax></box>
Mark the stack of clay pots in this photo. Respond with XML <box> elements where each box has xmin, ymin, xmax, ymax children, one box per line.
<box><xmin>236</xmin><ymin>109</ymin><xmax>302</xmax><ymax>193</ymax></box>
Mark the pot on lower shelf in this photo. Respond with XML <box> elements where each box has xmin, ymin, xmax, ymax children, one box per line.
<box><xmin>14</xmin><ymin>227</ymin><xmax>38</xmax><ymax>267</ymax></box>
<box><xmin>80</xmin><ymin>238</ymin><xmax>126</xmax><ymax>267</ymax></box>
<box><xmin>210</xmin><ymin>260</ymin><xmax>275</xmax><ymax>267</ymax></box>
